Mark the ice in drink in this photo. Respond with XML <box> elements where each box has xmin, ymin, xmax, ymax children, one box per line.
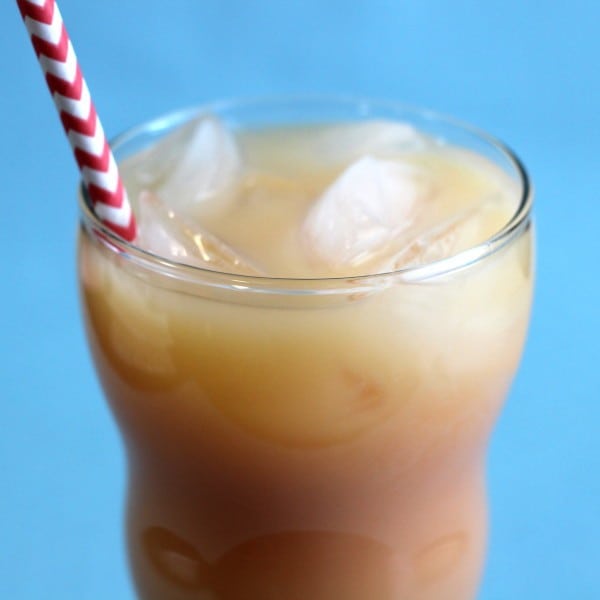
<box><xmin>78</xmin><ymin>100</ymin><xmax>533</xmax><ymax>600</ymax></box>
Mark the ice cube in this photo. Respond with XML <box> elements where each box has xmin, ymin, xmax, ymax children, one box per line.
<box><xmin>123</xmin><ymin>115</ymin><xmax>242</xmax><ymax>209</ymax></box>
<box><xmin>390</xmin><ymin>213</ymin><xmax>472</xmax><ymax>269</ymax></box>
<box><xmin>389</xmin><ymin>195</ymin><xmax>510</xmax><ymax>271</ymax></box>
<box><xmin>302</xmin><ymin>156</ymin><xmax>428</xmax><ymax>271</ymax></box>
<box><xmin>312</xmin><ymin>120</ymin><xmax>427</xmax><ymax>163</ymax></box>
<box><xmin>136</xmin><ymin>191</ymin><xmax>263</xmax><ymax>275</ymax></box>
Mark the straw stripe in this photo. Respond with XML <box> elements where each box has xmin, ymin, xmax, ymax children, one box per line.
<box><xmin>81</xmin><ymin>152</ymin><xmax>120</xmax><ymax>192</ymax></box>
<box><xmin>38</xmin><ymin>40</ymin><xmax>78</xmax><ymax>81</ymax></box>
<box><xmin>17</xmin><ymin>0</ymin><xmax>137</xmax><ymax>241</ymax></box>
<box><xmin>24</xmin><ymin>10</ymin><xmax>62</xmax><ymax>44</ymax></box>
<box><xmin>54</xmin><ymin>82</ymin><xmax>92</xmax><ymax>120</ymax></box>
<box><xmin>66</xmin><ymin>113</ymin><xmax>106</xmax><ymax>156</ymax></box>
<box><xmin>31</xmin><ymin>26</ymin><xmax>69</xmax><ymax>64</ymax></box>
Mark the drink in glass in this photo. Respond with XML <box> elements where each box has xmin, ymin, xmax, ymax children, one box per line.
<box><xmin>78</xmin><ymin>97</ymin><xmax>533</xmax><ymax>600</ymax></box>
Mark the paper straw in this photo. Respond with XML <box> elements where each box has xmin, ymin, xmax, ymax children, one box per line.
<box><xmin>17</xmin><ymin>0</ymin><xmax>137</xmax><ymax>241</ymax></box>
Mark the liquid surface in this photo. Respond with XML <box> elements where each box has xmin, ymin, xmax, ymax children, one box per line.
<box><xmin>120</xmin><ymin>118</ymin><xmax>519</xmax><ymax>278</ymax></box>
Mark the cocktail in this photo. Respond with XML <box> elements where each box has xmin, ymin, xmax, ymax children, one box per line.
<box><xmin>78</xmin><ymin>97</ymin><xmax>533</xmax><ymax>599</ymax></box>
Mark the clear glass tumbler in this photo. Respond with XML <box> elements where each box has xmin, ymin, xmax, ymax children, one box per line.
<box><xmin>78</xmin><ymin>97</ymin><xmax>533</xmax><ymax>600</ymax></box>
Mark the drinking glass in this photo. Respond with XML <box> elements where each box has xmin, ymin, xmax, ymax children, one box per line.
<box><xmin>78</xmin><ymin>97</ymin><xmax>533</xmax><ymax>600</ymax></box>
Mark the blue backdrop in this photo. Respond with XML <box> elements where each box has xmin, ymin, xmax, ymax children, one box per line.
<box><xmin>1</xmin><ymin>1</ymin><xmax>598</xmax><ymax>598</ymax></box>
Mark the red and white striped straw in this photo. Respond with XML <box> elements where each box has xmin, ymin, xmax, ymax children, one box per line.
<box><xmin>17</xmin><ymin>0</ymin><xmax>137</xmax><ymax>241</ymax></box>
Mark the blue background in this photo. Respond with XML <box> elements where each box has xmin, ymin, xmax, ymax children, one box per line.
<box><xmin>1</xmin><ymin>1</ymin><xmax>598</xmax><ymax>598</ymax></box>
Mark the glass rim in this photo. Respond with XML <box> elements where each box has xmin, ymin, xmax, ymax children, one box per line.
<box><xmin>78</xmin><ymin>94</ymin><xmax>533</xmax><ymax>289</ymax></box>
